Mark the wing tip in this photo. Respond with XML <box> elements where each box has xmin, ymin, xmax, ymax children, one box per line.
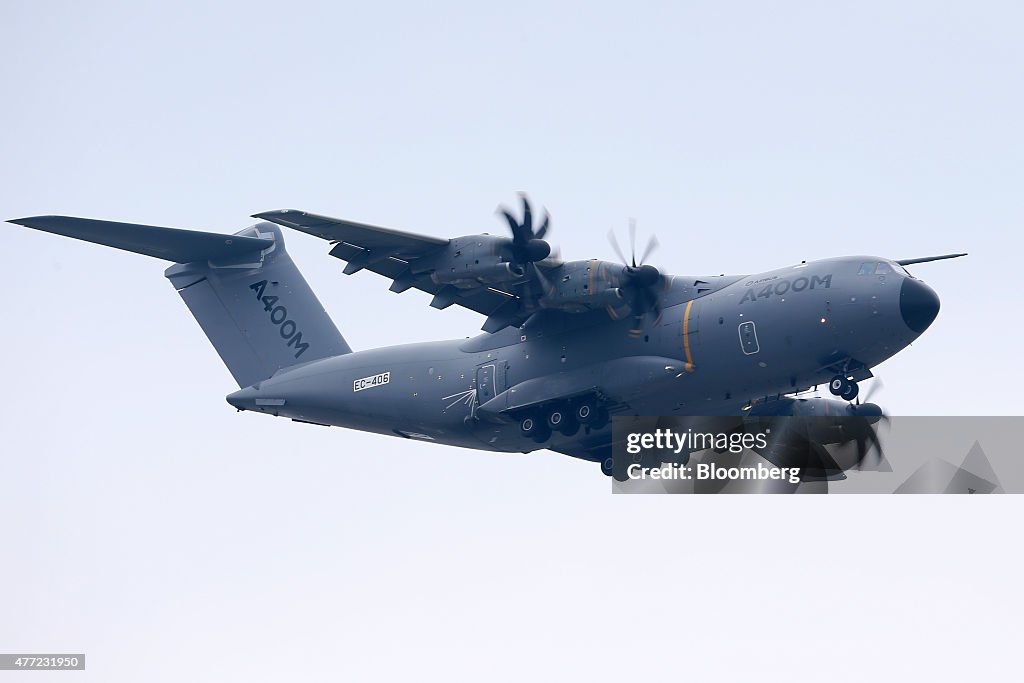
<box><xmin>8</xmin><ymin>215</ymin><xmax>61</xmax><ymax>226</ymax></box>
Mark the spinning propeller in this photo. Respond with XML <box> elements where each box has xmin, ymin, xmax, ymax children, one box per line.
<box><xmin>847</xmin><ymin>378</ymin><xmax>890</xmax><ymax>471</ymax></box>
<box><xmin>607</xmin><ymin>220</ymin><xmax>667</xmax><ymax>335</ymax></box>
<box><xmin>496</xmin><ymin>194</ymin><xmax>555</xmax><ymax>308</ymax></box>
<box><xmin>803</xmin><ymin>378</ymin><xmax>891</xmax><ymax>475</ymax></box>
<box><xmin>498</xmin><ymin>193</ymin><xmax>551</xmax><ymax>268</ymax></box>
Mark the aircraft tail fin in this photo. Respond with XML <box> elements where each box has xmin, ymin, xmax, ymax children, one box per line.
<box><xmin>10</xmin><ymin>216</ymin><xmax>351</xmax><ymax>387</ymax></box>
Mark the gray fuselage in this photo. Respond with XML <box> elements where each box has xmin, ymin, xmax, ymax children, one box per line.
<box><xmin>226</xmin><ymin>254</ymin><xmax>938</xmax><ymax>460</ymax></box>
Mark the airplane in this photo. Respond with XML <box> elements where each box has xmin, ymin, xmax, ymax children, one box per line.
<box><xmin>9</xmin><ymin>196</ymin><xmax>964</xmax><ymax>476</ymax></box>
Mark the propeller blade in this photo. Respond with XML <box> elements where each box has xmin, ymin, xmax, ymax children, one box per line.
<box><xmin>852</xmin><ymin>423</ymin><xmax>887</xmax><ymax>471</ymax></box>
<box><xmin>500</xmin><ymin>208</ymin><xmax>522</xmax><ymax>241</ymax></box>
<box><xmin>608</xmin><ymin>223</ymin><xmax>665</xmax><ymax>334</ymax></box>
<box><xmin>629</xmin><ymin>219</ymin><xmax>637</xmax><ymax>267</ymax></box>
<box><xmin>497</xmin><ymin>195</ymin><xmax>556</xmax><ymax>268</ymax></box>
<box><xmin>607</xmin><ymin>229</ymin><xmax>628</xmax><ymax>265</ymax></box>
<box><xmin>640</xmin><ymin>234</ymin><xmax>660</xmax><ymax>265</ymax></box>
<box><xmin>863</xmin><ymin>378</ymin><xmax>885</xmax><ymax>404</ymax></box>
<box><xmin>606</xmin><ymin>300</ymin><xmax>630</xmax><ymax>320</ymax></box>
<box><xmin>535</xmin><ymin>210</ymin><xmax>550</xmax><ymax>240</ymax></box>
<box><xmin>531</xmin><ymin>262</ymin><xmax>554</xmax><ymax>297</ymax></box>
<box><xmin>629</xmin><ymin>313</ymin><xmax>644</xmax><ymax>337</ymax></box>
<box><xmin>520</xmin><ymin>194</ymin><xmax>532</xmax><ymax>235</ymax></box>
<box><xmin>643</xmin><ymin>285</ymin><xmax>658</xmax><ymax>311</ymax></box>
<box><xmin>854</xmin><ymin>434</ymin><xmax>868</xmax><ymax>465</ymax></box>
<box><xmin>867</xmin><ymin>426</ymin><xmax>888</xmax><ymax>469</ymax></box>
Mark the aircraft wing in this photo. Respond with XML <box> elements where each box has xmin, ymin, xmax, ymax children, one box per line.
<box><xmin>896</xmin><ymin>253</ymin><xmax>967</xmax><ymax>266</ymax></box>
<box><xmin>254</xmin><ymin>209</ymin><xmax>541</xmax><ymax>328</ymax></box>
<box><xmin>252</xmin><ymin>209</ymin><xmax>448</xmax><ymax>260</ymax></box>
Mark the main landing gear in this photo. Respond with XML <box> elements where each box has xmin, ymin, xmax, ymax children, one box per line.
<box><xmin>518</xmin><ymin>398</ymin><xmax>609</xmax><ymax>444</ymax></box>
<box><xmin>828</xmin><ymin>374</ymin><xmax>859</xmax><ymax>401</ymax></box>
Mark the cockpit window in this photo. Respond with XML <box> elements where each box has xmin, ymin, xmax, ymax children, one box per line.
<box><xmin>859</xmin><ymin>261</ymin><xmax>898</xmax><ymax>276</ymax></box>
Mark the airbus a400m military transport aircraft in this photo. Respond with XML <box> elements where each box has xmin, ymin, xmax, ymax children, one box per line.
<box><xmin>11</xmin><ymin>197</ymin><xmax>963</xmax><ymax>475</ymax></box>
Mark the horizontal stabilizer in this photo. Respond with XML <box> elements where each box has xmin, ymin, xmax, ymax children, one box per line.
<box><xmin>9</xmin><ymin>215</ymin><xmax>274</xmax><ymax>263</ymax></box>
<box><xmin>896</xmin><ymin>253</ymin><xmax>967</xmax><ymax>266</ymax></box>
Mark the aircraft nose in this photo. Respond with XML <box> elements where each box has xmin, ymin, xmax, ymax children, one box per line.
<box><xmin>899</xmin><ymin>277</ymin><xmax>940</xmax><ymax>333</ymax></box>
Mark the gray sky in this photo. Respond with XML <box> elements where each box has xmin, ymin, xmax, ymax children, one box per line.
<box><xmin>2</xmin><ymin>1</ymin><xmax>1022</xmax><ymax>680</ymax></box>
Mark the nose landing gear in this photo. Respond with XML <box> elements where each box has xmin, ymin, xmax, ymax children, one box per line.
<box><xmin>828</xmin><ymin>375</ymin><xmax>860</xmax><ymax>401</ymax></box>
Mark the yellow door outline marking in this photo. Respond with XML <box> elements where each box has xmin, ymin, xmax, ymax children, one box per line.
<box><xmin>682</xmin><ymin>299</ymin><xmax>696</xmax><ymax>372</ymax></box>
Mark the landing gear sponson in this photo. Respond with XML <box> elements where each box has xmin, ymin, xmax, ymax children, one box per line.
<box><xmin>517</xmin><ymin>396</ymin><xmax>609</xmax><ymax>444</ymax></box>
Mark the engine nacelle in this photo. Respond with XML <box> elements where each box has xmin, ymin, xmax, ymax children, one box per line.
<box><xmin>536</xmin><ymin>259</ymin><xmax>627</xmax><ymax>312</ymax></box>
<box><xmin>544</xmin><ymin>286</ymin><xmax>623</xmax><ymax>312</ymax></box>
<box><xmin>408</xmin><ymin>235</ymin><xmax>524</xmax><ymax>286</ymax></box>
<box><xmin>751</xmin><ymin>397</ymin><xmax>879</xmax><ymax>419</ymax></box>
<box><xmin>748</xmin><ymin>397</ymin><xmax>884</xmax><ymax>445</ymax></box>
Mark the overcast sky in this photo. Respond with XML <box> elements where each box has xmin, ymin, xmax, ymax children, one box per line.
<box><xmin>2</xmin><ymin>1</ymin><xmax>1022</xmax><ymax>681</ymax></box>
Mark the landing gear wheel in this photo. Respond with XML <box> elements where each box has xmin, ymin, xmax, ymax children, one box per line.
<box><xmin>600</xmin><ymin>457</ymin><xmax>614</xmax><ymax>477</ymax></box>
<box><xmin>575</xmin><ymin>399</ymin><xmax>597</xmax><ymax>424</ymax></box>
<box><xmin>531</xmin><ymin>423</ymin><xmax>552</xmax><ymax>444</ymax></box>
<box><xmin>547</xmin><ymin>406</ymin><xmax>565</xmax><ymax>430</ymax></box>
<box><xmin>520</xmin><ymin>414</ymin><xmax>540</xmax><ymax>437</ymax></box>
<box><xmin>558</xmin><ymin>416</ymin><xmax>580</xmax><ymax>437</ymax></box>
<box><xmin>591</xmin><ymin>408</ymin><xmax>610</xmax><ymax>430</ymax></box>
<box><xmin>841</xmin><ymin>381</ymin><xmax>859</xmax><ymax>401</ymax></box>
<box><xmin>828</xmin><ymin>375</ymin><xmax>849</xmax><ymax>396</ymax></box>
